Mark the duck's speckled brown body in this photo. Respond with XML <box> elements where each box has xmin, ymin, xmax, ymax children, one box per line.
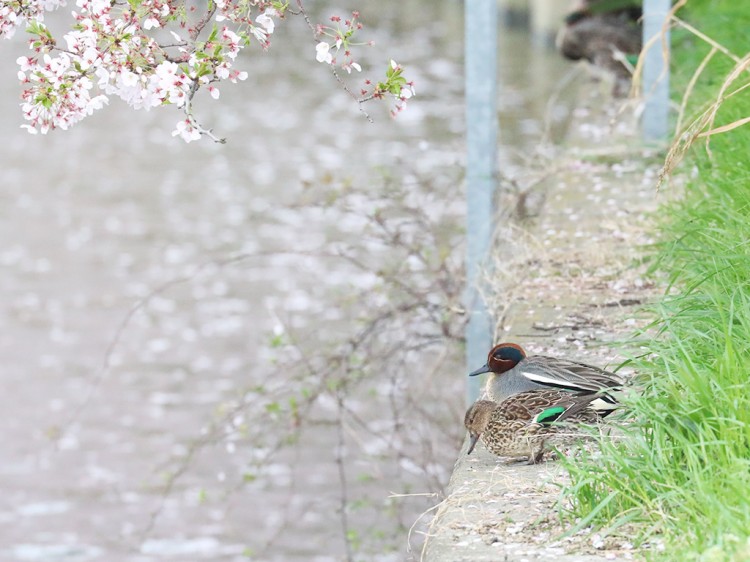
<box><xmin>464</xmin><ymin>390</ymin><xmax>603</xmax><ymax>464</ymax></box>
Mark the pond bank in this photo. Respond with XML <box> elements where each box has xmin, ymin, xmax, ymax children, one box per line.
<box><xmin>421</xmin><ymin>90</ymin><xmax>664</xmax><ymax>561</ymax></box>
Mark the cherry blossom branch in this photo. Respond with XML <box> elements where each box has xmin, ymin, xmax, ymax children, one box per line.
<box><xmin>292</xmin><ymin>0</ymin><xmax>372</xmax><ymax>121</ymax></box>
<box><xmin>189</xmin><ymin>4</ymin><xmax>217</xmax><ymax>42</ymax></box>
<box><xmin>182</xmin><ymin>83</ymin><xmax>227</xmax><ymax>144</ymax></box>
<box><xmin>5</xmin><ymin>0</ymin><xmax>414</xmax><ymax>141</ymax></box>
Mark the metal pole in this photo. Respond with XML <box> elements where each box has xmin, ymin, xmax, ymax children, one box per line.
<box><xmin>642</xmin><ymin>0</ymin><xmax>671</xmax><ymax>141</ymax></box>
<box><xmin>465</xmin><ymin>0</ymin><xmax>497</xmax><ymax>405</ymax></box>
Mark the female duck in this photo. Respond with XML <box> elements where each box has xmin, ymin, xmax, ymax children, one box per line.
<box><xmin>464</xmin><ymin>390</ymin><xmax>602</xmax><ymax>464</ymax></box>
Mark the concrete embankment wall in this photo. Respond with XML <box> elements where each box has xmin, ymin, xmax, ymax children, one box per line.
<box><xmin>422</xmin><ymin>88</ymin><xmax>661</xmax><ymax>560</ymax></box>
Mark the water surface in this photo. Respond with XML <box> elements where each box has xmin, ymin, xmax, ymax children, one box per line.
<box><xmin>0</xmin><ymin>3</ymin><xmax>577</xmax><ymax>560</ymax></box>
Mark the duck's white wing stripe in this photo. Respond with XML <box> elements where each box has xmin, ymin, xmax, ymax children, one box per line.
<box><xmin>521</xmin><ymin>367</ymin><xmax>616</xmax><ymax>391</ymax></box>
<box><xmin>520</xmin><ymin>370</ymin><xmax>592</xmax><ymax>389</ymax></box>
<box><xmin>520</xmin><ymin>371</ymin><xmax>564</xmax><ymax>386</ymax></box>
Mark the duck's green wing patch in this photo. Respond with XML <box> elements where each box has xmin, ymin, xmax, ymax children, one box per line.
<box><xmin>533</xmin><ymin>406</ymin><xmax>566</xmax><ymax>425</ymax></box>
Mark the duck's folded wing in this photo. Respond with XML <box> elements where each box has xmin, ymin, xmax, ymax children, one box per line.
<box><xmin>519</xmin><ymin>356</ymin><xmax>624</xmax><ymax>392</ymax></box>
<box><xmin>555</xmin><ymin>393</ymin><xmax>605</xmax><ymax>422</ymax></box>
<box><xmin>499</xmin><ymin>390</ymin><xmax>569</xmax><ymax>421</ymax></box>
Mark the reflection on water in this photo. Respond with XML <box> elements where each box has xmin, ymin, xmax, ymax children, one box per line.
<box><xmin>0</xmin><ymin>2</ymin><xmax>578</xmax><ymax>560</ymax></box>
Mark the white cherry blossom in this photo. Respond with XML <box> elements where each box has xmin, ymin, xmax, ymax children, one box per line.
<box><xmin>316</xmin><ymin>42</ymin><xmax>333</xmax><ymax>64</ymax></box>
<box><xmin>256</xmin><ymin>10</ymin><xmax>276</xmax><ymax>34</ymax></box>
<box><xmin>172</xmin><ymin>119</ymin><xmax>201</xmax><ymax>142</ymax></box>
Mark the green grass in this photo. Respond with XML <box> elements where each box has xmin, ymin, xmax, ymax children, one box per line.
<box><xmin>562</xmin><ymin>1</ymin><xmax>750</xmax><ymax>559</ymax></box>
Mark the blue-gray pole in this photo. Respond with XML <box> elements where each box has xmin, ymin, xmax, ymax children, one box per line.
<box><xmin>465</xmin><ymin>0</ymin><xmax>497</xmax><ymax>405</ymax></box>
<box><xmin>642</xmin><ymin>0</ymin><xmax>671</xmax><ymax>141</ymax></box>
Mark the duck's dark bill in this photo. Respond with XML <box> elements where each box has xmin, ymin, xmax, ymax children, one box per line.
<box><xmin>467</xmin><ymin>433</ymin><xmax>481</xmax><ymax>455</ymax></box>
<box><xmin>468</xmin><ymin>363</ymin><xmax>491</xmax><ymax>377</ymax></box>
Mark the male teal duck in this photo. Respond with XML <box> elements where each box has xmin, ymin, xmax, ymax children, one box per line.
<box><xmin>464</xmin><ymin>390</ymin><xmax>603</xmax><ymax>464</ymax></box>
<box><xmin>469</xmin><ymin>343</ymin><xmax>622</xmax><ymax>415</ymax></box>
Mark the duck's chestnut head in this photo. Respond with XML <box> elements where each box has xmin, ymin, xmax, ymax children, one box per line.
<box><xmin>468</xmin><ymin>343</ymin><xmax>527</xmax><ymax>377</ymax></box>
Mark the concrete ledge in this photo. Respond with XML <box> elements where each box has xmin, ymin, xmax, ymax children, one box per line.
<box><xmin>423</xmin><ymin>445</ymin><xmax>614</xmax><ymax>561</ymax></box>
<box><xmin>423</xmin><ymin>297</ymin><xmax>646</xmax><ymax>561</ymax></box>
<box><xmin>422</xmin><ymin>94</ymin><xmax>662</xmax><ymax>560</ymax></box>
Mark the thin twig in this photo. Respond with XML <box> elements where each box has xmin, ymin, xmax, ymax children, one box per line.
<box><xmin>335</xmin><ymin>392</ymin><xmax>354</xmax><ymax>562</ymax></box>
<box><xmin>295</xmin><ymin>0</ymin><xmax>373</xmax><ymax>122</ymax></box>
<box><xmin>55</xmin><ymin>249</ymin><xmax>345</xmax><ymax>442</ymax></box>
<box><xmin>190</xmin><ymin>5</ymin><xmax>217</xmax><ymax>41</ymax></box>
<box><xmin>138</xmin><ymin>429</ymin><xmax>217</xmax><ymax>540</ymax></box>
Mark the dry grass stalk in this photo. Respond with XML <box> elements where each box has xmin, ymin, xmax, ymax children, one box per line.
<box><xmin>657</xmin><ymin>9</ymin><xmax>750</xmax><ymax>187</ymax></box>
<box><xmin>675</xmin><ymin>46</ymin><xmax>718</xmax><ymax>133</ymax></box>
